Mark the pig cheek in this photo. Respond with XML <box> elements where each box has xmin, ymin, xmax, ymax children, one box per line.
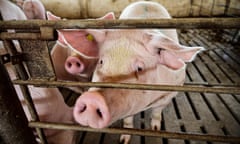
<box><xmin>102</xmin><ymin>89</ymin><xmax>140</xmax><ymax>122</ymax></box>
<box><xmin>102</xmin><ymin>90</ymin><xmax>125</xmax><ymax>119</ymax></box>
<box><xmin>84</xmin><ymin>59</ymin><xmax>98</xmax><ymax>74</ymax></box>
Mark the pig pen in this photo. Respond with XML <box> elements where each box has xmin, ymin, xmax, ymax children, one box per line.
<box><xmin>0</xmin><ymin>15</ymin><xmax>240</xmax><ymax>144</ymax></box>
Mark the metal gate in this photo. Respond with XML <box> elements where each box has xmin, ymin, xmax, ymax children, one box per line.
<box><xmin>0</xmin><ymin>18</ymin><xmax>240</xmax><ymax>144</ymax></box>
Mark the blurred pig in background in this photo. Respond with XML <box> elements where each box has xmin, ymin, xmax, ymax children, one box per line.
<box><xmin>73</xmin><ymin>1</ymin><xmax>204</xmax><ymax>144</ymax></box>
<box><xmin>16</xmin><ymin>0</ymin><xmax>46</xmax><ymax>19</ymax></box>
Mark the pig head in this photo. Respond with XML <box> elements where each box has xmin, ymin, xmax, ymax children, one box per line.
<box><xmin>47</xmin><ymin>12</ymin><xmax>115</xmax><ymax>83</ymax></box>
<box><xmin>73</xmin><ymin>1</ymin><xmax>204</xmax><ymax>130</ymax></box>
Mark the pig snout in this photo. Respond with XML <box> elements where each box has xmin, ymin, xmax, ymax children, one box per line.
<box><xmin>65</xmin><ymin>56</ymin><xmax>85</xmax><ymax>75</ymax></box>
<box><xmin>73</xmin><ymin>91</ymin><xmax>110</xmax><ymax>128</ymax></box>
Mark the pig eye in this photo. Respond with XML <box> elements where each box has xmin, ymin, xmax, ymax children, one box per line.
<box><xmin>99</xmin><ymin>60</ymin><xmax>103</xmax><ymax>64</ymax></box>
<box><xmin>133</xmin><ymin>61</ymin><xmax>144</xmax><ymax>73</ymax></box>
<box><xmin>137</xmin><ymin>66</ymin><xmax>143</xmax><ymax>72</ymax></box>
<box><xmin>157</xmin><ymin>48</ymin><xmax>164</xmax><ymax>55</ymax></box>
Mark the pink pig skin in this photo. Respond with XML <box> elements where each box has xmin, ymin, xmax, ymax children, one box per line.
<box><xmin>0</xmin><ymin>1</ymin><xmax>75</xmax><ymax>144</ymax></box>
<box><xmin>16</xmin><ymin>0</ymin><xmax>46</xmax><ymax>19</ymax></box>
<box><xmin>73</xmin><ymin>1</ymin><xmax>204</xmax><ymax>144</ymax></box>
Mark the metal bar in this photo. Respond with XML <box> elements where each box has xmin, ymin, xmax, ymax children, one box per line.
<box><xmin>13</xmin><ymin>80</ymin><xmax>240</xmax><ymax>94</ymax></box>
<box><xmin>0</xmin><ymin>32</ymin><xmax>54</xmax><ymax>40</ymax></box>
<box><xmin>0</xmin><ymin>18</ymin><xmax>239</xmax><ymax>30</ymax></box>
<box><xmin>0</xmin><ymin>26</ymin><xmax>55</xmax><ymax>40</ymax></box>
<box><xmin>0</xmin><ymin>60</ymin><xmax>37</xmax><ymax>144</ymax></box>
<box><xmin>184</xmin><ymin>82</ymin><xmax>240</xmax><ymax>87</ymax></box>
<box><xmin>2</xmin><ymin>40</ymin><xmax>48</xmax><ymax>144</ymax></box>
<box><xmin>29</xmin><ymin>121</ymin><xmax>240</xmax><ymax>143</ymax></box>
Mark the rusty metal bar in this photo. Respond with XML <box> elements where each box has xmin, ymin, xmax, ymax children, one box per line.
<box><xmin>13</xmin><ymin>80</ymin><xmax>240</xmax><ymax>94</ymax></box>
<box><xmin>184</xmin><ymin>82</ymin><xmax>240</xmax><ymax>87</ymax></box>
<box><xmin>2</xmin><ymin>40</ymin><xmax>48</xmax><ymax>144</ymax></box>
<box><xmin>0</xmin><ymin>32</ymin><xmax>54</xmax><ymax>40</ymax></box>
<box><xmin>0</xmin><ymin>27</ymin><xmax>55</xmax><ymax>40</ymax></box>
<box><xmin>0</xmin><ymin>60</ymin><xmax>37</xmax><ymax>144</ymax></box>
<box><xmin>29</xmin><ymin>121</ymin><xmax>240</xmax><ymax>143</ymax></box>
<box><xmin>0</xmin><ymin>18</ymin><xmax>239</xmax><ymax>30</ymax></box>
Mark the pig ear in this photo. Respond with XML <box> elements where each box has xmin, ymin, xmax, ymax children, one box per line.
<box><xmin>57</xmin><ymin>29</ymin><xmax>99</xmax><ymax>58</ymax></box>
<box><xmin>85</xmin><ymin>12</ymin><xmax>115</xmax><ymax>42</ymax></box>
<box><xmin>56</xmin><ymin>30</ymin><xmax>68</xmax><ymax>47</ymax></box>
<box><xmin>173</xmin><ymin>46</ymin><xmax>204</xmax><ymax>62</ymax></box>
<box><xmin>46</xmin><ymin>11</ymin><xmax>61</xmax><ymax>20</ymax></box>
<box><xmin>46</xmin><ymin>12</ymin><xmax>67</xmax><ymax>46</ymax></box>
<box><xmin>144</xmin><ymin>31</ymin><xmax>204</xmax><ymax>70</ymax></box>
<box><xmin>98</xmin><ymin>12</ymin><xmax>115</xmax><ymax>20</ymax></box>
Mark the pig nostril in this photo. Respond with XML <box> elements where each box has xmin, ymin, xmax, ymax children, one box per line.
<box><xmin>96</xmin><ymin>108</ymin><xmax>102</xmax><ymax>118</ymax></box>
<box><xmin>76</xmin><ymin>62</ymin><xmax>81</xmax><ymax>67</ymax></box>
<box><xmin>79</xmin><ymin>104</ymin><xmax>87</xmax><ymax>113</ymax></box>
<box><xmin>67</xmin><ymin>62</ymin><xmax>72</xmax><ymax>68</ymax></box>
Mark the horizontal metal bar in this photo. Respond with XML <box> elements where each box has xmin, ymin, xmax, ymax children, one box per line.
<box><xmin>185</xmin><ymin>82</ymin><xmax>240</xmax><ymax>87</ymax></box>
<box><xmin>0</xmin><ymin>18</ymin><xmax>239</xmax><ymax>30</ymax></box>
<box><xmin>0</xmin><ymin>32</ymin><xmax>42</xmax><ymax>40</ymax></box>
<box><xmin>29</xmin><ymin>121</ymin><xmax>240</xmax><ymax>143</ymax></box>
<box><xmin>13</xmin><ymin>80</ymin><xmax>240</xmax><ymax>94</ymax></box>
<box><xmin>0</xmin><ymin>32</ymin><xmax>54</xmax><ymax>40</ymax></box>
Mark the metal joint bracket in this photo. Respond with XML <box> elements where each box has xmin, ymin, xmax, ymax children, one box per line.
<box><xmin>0</xmin><ymin>53</ymin><xmax>11</xmax><ymax>64</ymax></box>
<box><xmin>40</xmin><ymin>27</ymin><xmax>55</xmax><ymax>40</ymax></box>
<box><xmin>0</xmin><ymin>53</ymin><xmax>27</xmax><ymax>65</ymax></box>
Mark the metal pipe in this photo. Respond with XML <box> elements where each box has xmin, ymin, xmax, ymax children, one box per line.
<box><xmin>0</xmin><ymin>18</ymin><xmax>239</xmax><ymax>30</ymax></box>
<box><xmin>0</xmin><ymin>27</ymin><xmax>55</xmax><ymax>40</ymax></box>
<box><xmin>13</xmin><ymin>80</ymin><xmax>240</xmax><ymax>94</ymax></box>
<box><xmin>0</xmin><ymin>32</ymin><xmax>53</xmax><ymax>40</ymax></box>
<box><xmin>29</xmin><ymin>121</ymin><xmax>240</xmax><ymax>143</ymax></box>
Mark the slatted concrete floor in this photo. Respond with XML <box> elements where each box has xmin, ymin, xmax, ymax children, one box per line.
<box><xmin>61</xmin><ymin>29</ymin><xmax>240</xmax><ymax>144</ymax></box>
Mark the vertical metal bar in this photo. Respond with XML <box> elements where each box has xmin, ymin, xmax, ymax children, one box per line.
<box><xmin>0</xmin><ymin>61</ymin><xmax>37</xmax><ymax>144</ymax></box>
<box><xmin>2</xmin><ymin>40</ymin><xmax>48</xmax><ymax>144</ymax></box>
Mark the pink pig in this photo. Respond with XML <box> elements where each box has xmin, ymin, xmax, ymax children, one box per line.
<box><xmin>0</xmin><ymin>1</ymin><xmax>74</xmax><ymax>144</ymax></box>
<box><xmin>47</xmin><ymin>12</ymin><xmax>115</xmax><ymax>91</ymax></box>
<box><xmin>16</xmin><ymin>0</ymin><xmax>46</xmax><ymax>19</ymax></box>
<box><xmin>73</xmin><ymin>1</ymin><xmax>204</xmax><ymax>144</ymax></box>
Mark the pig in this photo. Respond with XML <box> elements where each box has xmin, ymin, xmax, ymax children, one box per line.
<box><xmin>47</xmin><ymin>11</ymin><xmax>115</xmax><ymax>92</ymax></box>
<box><xmin>16</xmin><ymin>0</ymin><xmax>46</xmax><ymax>19</ymax></box>
<box><xmin>0</xmin><ymin>1</ymin><xmax>75</xmax><ymax>144</ymax></box>
<box><xmin>73</xmin><ymin>1</ymin><xmax>204</xmax><ymax>144</ymax></box>
<box><xmin>0</xmin><ymin>0</ymin><xmax>27</xmax><ymax>20</ymax></box>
